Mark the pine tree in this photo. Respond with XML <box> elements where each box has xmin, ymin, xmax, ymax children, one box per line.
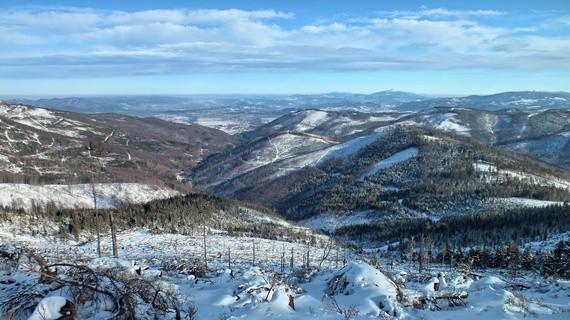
<box><xmin>442</xmin><ymin>239</ymin><xmax>451</xmax><ymax>266</ymax></box>
<box><xmin>521</xmin><ymin>247</ymin><xmax>534</xmax><ymax>270</ymax></box>
<box><xmin>408</xmin><ymin>238</ymin><xmax>415</xmax><ymax>271</ymax></box>
<box><xmin>508</xmin><ymin>241</ymin><xmax>520</xmax><ymax>277</ymax></box>
<box><xmin>398</xmin><ymin>238</ymin><xmax>405</xmax><ymax>262</ymax></box>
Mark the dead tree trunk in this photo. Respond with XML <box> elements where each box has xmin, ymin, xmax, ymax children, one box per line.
<box><xmin>252</xmin><ymin>240</ymin><xmax>256</xmax><ymax>267</ymax></box>
<box><xmin>109</xmin><ymin>211</ymin><xmax>118</xmax><ymax>258</ymax></box>
<box><xmin>288</xmin><ymin>295</ymin><xmax>295</xmax><ymax>310</ymax></box>
<box><xmin>203</xmin><ymin>224</ymin><xmax>208</xmax><ymax>270</ymax></box>
<box><xmin>91</xmin><ymin>181</ymin><xmax>102</xmax><ymax>257</ymax></box>
<box><xmin>281</xmin><ymin>245</ymin><xmax>285</xmax><ymax>273</ymax></box>
<box><xmin>228</xmin><ymin>247</ymin><xmax>231</xmax><ymax>270</ymax></box>
<box><xmin>305</xmin><ymin>242</ymin><xmax>310</xmax><ymax>270</ymax></box>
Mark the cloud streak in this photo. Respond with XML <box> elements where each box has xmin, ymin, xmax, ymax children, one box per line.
<box><xmin>0</xmin><ymin>7</ymin><xmax>569</xmax><ymax>78</ymax></box>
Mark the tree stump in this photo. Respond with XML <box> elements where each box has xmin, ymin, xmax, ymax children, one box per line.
<box><xmin>288</xmin><ymin>294</ymin><xmax>296</xmax><ymax>310</ymax></box>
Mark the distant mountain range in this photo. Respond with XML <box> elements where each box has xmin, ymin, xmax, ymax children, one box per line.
<box><xmin>8</xmin><ymin>91</ymin><xmax>569</xmax><ymax>135</ymax></box>
<box><xmin>399</xmin><ymin>91</ymin><xmax>570</xmax><ymax>111</ymax></box>
<box><xmin>11</xmin><ymin>90</ymin><xmax>570</xmax><ymax>113</ymax></box>
<box><xmin>10</xmin><ymin>90</ymin><xmax>427</xmax><ymax>114</ymax></box>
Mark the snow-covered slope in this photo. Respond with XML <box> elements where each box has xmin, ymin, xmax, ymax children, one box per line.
<box><xmin>192</xmin><ymin>120</ymin><xmax>570</xmax><ymax>222</ymax></box>
<box><xmin>473</xmin><ymin>161</ymin><xmax>570</xmax><ymax>190</ymax></box>
<box><xmin>0</xmin><ymin>183</ymin><xmax>179</xmax><ymax>210</ymax></box>
<box><xmin>1</xmin><ymin>222</ymin><xmax>568</xmax><ymax>320</ymax></box>
<box><xmin>360</xmin><ymin>147</ymin><xmax>418</xmax><ymax>179</ymax></box>
<box><xmin>243</xmin><ymin>109</ymin><xmax>407</xmax><ymax>140</ymax></box>
<box><xmin>0</xmin><ymin>102</ymin><xmax>237</xmax><ymax>185</ymax></box>
<box><xmin>0</xmin><ymin>104</ymin><xmax>103</xmax><ymax>138</ymax></box>
<box><xmin>504</xmin><ymin>131</ymin><xmax>570</xmax><ymax>169</ymax></box>
<box><xmin>190</xmin><ymin>131</ymin><xmax>339</xmax><ymax>190</ymax></box>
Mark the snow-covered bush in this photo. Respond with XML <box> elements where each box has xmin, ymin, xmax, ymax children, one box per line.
<box><xmin>326</xmin><ymin>262</ymin><xmax>400</xmax><ymax>317</ymax></box>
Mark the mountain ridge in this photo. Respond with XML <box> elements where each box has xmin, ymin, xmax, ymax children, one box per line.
<box><xmin>0</xmin><ymin>102</ymin><xmax>238</xmax><ymax>188</ymax></box>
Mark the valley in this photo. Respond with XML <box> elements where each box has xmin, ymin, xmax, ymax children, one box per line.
<box><xmin>1</xmin><ymin>92</ymin><xmax>569</xmax><ymax>320</ymax></box>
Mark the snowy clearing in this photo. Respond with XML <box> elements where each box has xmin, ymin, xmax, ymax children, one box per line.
<box><xmin>1</xmin><ymin>225</ymin><xmax>569</xmax><ymax>320</ymax></box>
<box><xmin>492</xmin><ymin>197</ymin><xmax>565</xmax><ymax>208</ymax></box>
<box><xmin>361</xmin><ymin>147</ymin><xmax>419</xmax><ymax>179</ymax></box>
<box><xmin>0</xmin><ymin>183</ymin><xmax>179</xmax><ymax>211</ymax></box>
<box><xmin>302</xmin><ymin>210</ymin><xmax>382</xmax><ymax>233</ymax></box>
<box><xmin>474</xmin><ymin>162</ymin><xmax>570</xmax><ymax>190</ymax></box>
<box><xmin>295</xmin><ymin>110</ymin><xmax>329</xmax><ymax>132</ymax></box>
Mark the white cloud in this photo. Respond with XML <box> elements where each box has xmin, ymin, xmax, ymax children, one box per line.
<box><xmin>375</xmin><ymin>8</ymin><xmax>505</xmax><ymax>20</ymax></box>
<box><xmin>302</xmin><ymin>23</ymin><xmax>348</xmax><ymax>33</ymax></box>
<box><xmin>105</xmin><ymin>8</ymin><xmax>293</xmax><ymax>25</ymax></box>
<box><xmin>0</xmin><ymin>8</ymin><xmax>101</xmax><ymax>31</ymax></box>
<box><xmin>418</xmin><ymin>8</ymin><xmax>504</xmax><ymax>18</ymax></box>
<box><xmin>0</xmin><ymin>6</ymin><xmax>568</xmax><ymax>78</ymax></box>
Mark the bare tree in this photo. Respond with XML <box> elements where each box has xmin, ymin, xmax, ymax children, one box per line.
<box><xmin>91</xmin><ymin>180</ymin><xmax>102</xmax><ymax>257</ymax></box>
<box><xmin>419</xmin><ymin>235</ymin><xmax>425</xmax><ymax>273</ymax></box>
<box><xmin>280</xmin><ymin>244</ymin><xmax>285</xmax><ymax>273</ymax></box>
<box><xmin>228</xmin><ymin>246</ymin><xmax>231</xmax><ymax>270</ymax></box>
<box><xmin>318</xmin><ymin>239</ymin><xmax>334</xmax><ymax>271</ymax></box>
<box><xmin>109</xmin><ymin>211</ymin><xmax>119</xmax><ymax>258</ymax></box>
<box><xmin>252</xmin><ymin>240</ymin><xmax>256</xmax><ymax>267</ymax></box>
<box><xmin>202</xmin><ymin>222</ymin><xmax>208</xmax><ymax>270</ymax></box>
<box><xmin>198</xmin><ymin>202</ymin><xmax>213</xmax><ymax>271</ymax></box>
<box><xmin>305</xmin><ymin>235</ymin><xmax>311</xmax><ymax>270</ymax></box>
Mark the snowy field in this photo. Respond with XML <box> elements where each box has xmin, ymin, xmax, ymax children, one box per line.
<box><xmin>0</xmin><ymin>183</ymin><xmax>178</xmax><ymax>211</ymax></box>
<box><xmin>1</xmin><ymin>219</ymin><xmax>569</xmax><ymax>320</ymax></box>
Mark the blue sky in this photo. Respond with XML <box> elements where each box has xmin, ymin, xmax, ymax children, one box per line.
<box><xmin>0</xmin><ymin>0</ymin><xmax>569</xmax><ymax>96</ymax></box>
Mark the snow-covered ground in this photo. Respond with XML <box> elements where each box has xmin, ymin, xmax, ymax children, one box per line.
<box><xmin>302</xmin><ymin>210</ymin><xmax>382</xmax><ymax>232</ymax></box>
<box><xmin>1</xmin><ymin>223</ymin><xmax>568</xmax><ymax>320</ymax></box>
<box><xmin>313</xmin><ymin>131</ymin><xmax>387</xmax><ymax>166</ymax></box>
<box><xmin>361</xmin><ymin>147</ymin><xmax>419</xmax><ymax>179</ymax></box>
<box><xmin>0</xmin><ymin>183</ymin><xmax>179</xmax><ymax>211</ymax></box>
<box><xmin>195</xmin><ymin>117</ymin><xmax>253</xmax><ymax>135</ymax></box>
<box><xmin>474</xmin><ymin>161</ymin><xmax>570</xmax><ymax>190</ymax></box>
<box><xmin>400</xmin><ymin>112</ymin><xmax>471</xmax><ymax>137</ymax></box>
<box><xmin>199</xmin><ymin>132</ymin><xmax>338</xmax><ymax>188</ymax></box>
<box><xmin>0</xmin><ymin>103</ymin><xmax>103</xmax><ymax>138</ymax></box>
<box><xmin>294</xmin><ymin>110</ymin><xmax>330</xmax><ymax>132</ymax></box>
<box><xmin>491</xmin><ymin>197</ymin><xmax>565</xmax><ymax>208</ymax></box>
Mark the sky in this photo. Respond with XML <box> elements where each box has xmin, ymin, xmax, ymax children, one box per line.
<box><xmin>0</xmin><ymin>0</ymin><xmax>569</xmax><ymax>97</ymax></box>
